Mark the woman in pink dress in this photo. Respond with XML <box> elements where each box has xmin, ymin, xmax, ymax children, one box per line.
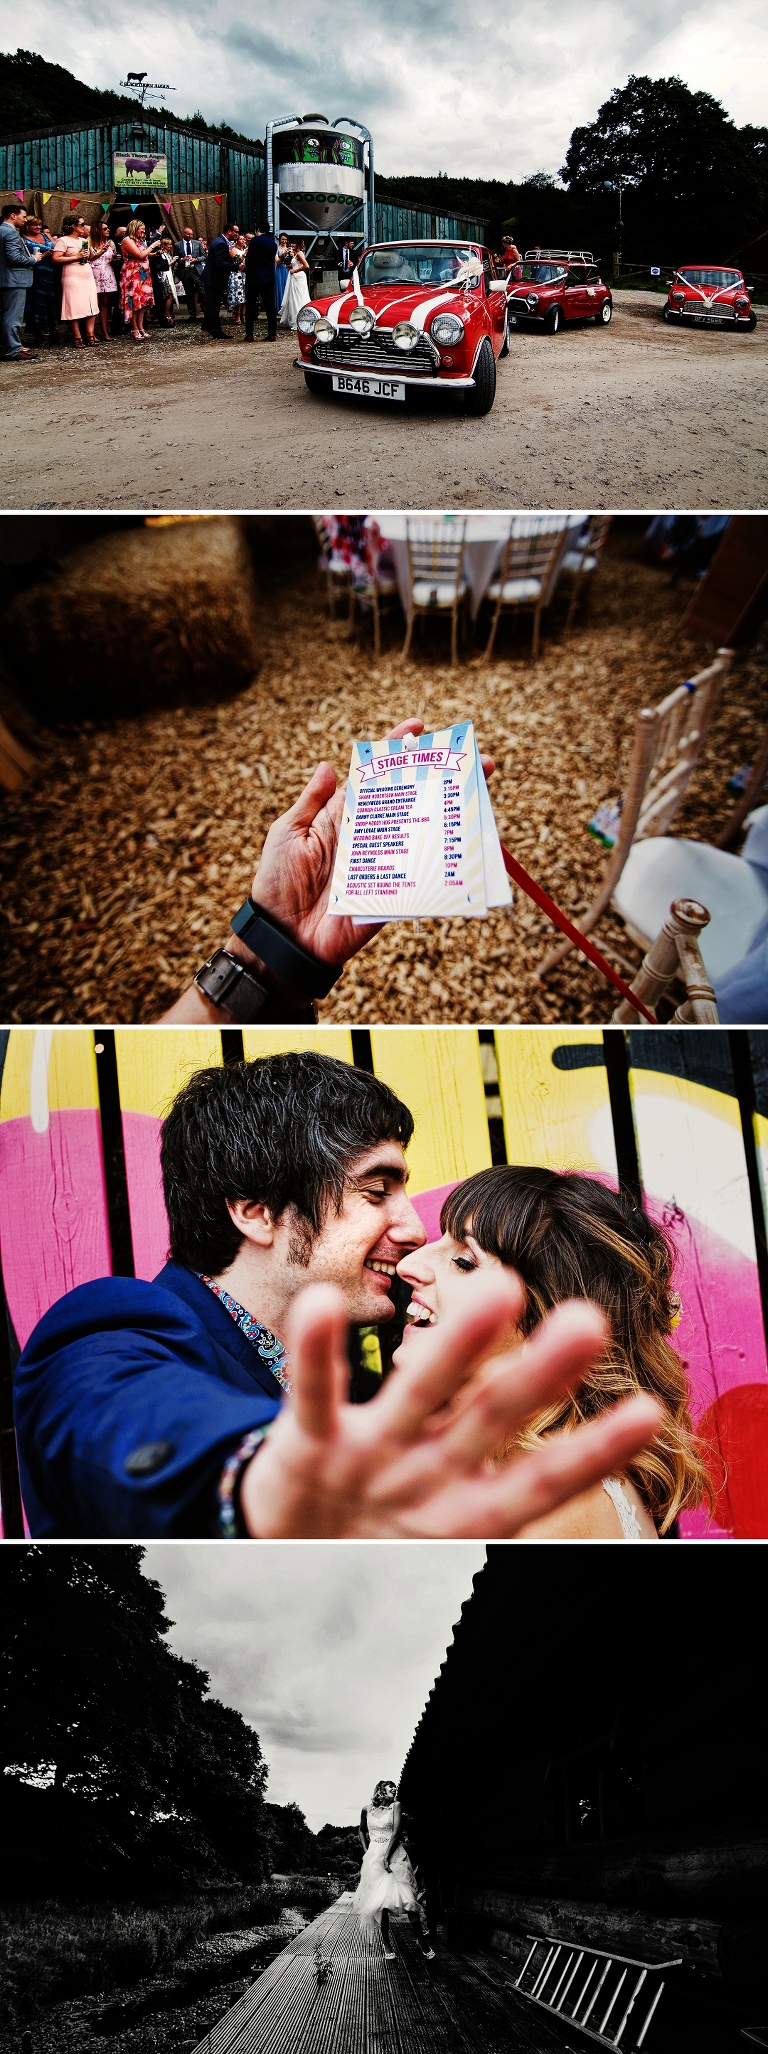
<box><xmin>89</xmin><ymin>219</ymin><xmax>119</xmax><ymax>342</ymax></box>
<box><xmin>119</xmin><ymin>219</ymin><xmax>161</xmax><ymax>341</ymax></box>
<box><xmin>53</xmin><ymin>217</ymin><xmax>99</xmax><ymax>346</ymax></box>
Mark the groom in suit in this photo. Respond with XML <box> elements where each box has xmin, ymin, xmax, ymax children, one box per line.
<box><xmin>244</xmin><ymin>223</ymin><xmax>278</xmax><ymax>341</ymax></box>
<box><xmin>174</xmin><ymin>223</ymin><xmax>206</xmax><ymax>322</ymax></box>
<box><xmin>202</xmin><ymin>223</ymin><xmax>241</xmax><ymax>339</ymax></box>
<box><xmin>0</xmin><ymin>201</ymin><xmax>41</xmax><ymax>361</ymax></box>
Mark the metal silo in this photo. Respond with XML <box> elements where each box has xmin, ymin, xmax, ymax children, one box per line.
<box><xmin>265</xmin><ymin>113</ymin><xmax>373</xmax><ymax>288</ymax></box>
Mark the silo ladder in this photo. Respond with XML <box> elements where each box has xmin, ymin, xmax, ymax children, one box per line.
<box><xmin>514</xmin><ymin>1933</ymin><xmax>683</xmax><ymax>2049</ymax></box>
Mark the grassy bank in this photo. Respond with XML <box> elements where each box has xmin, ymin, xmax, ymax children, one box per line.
<box><xmin>0</xmin><ymin>1879</ymin><xmax>339</xmax><ymax>2028</ymax></box>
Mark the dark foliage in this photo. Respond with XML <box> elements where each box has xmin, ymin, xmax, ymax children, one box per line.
<box><xmin>264</xmin><ymin>1804</ymin><xmax>360</xmax><ymax>1876</ymax></box>
<box><xmin>561</xmin><ymin>75</ymin><xmax>768</xmax><ymax>262</ymax></box>
<box><xmin>0</xmin><ymin>49</ymin><xmax>263</xmax><ymax>150</ymax></box>
<box><xmin>0</xmin><ymin>1548</ymin><xmax>270</xmax><ymax>1897</ymax></box>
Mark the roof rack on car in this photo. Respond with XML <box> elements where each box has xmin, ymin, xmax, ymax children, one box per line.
<box><xmin>524</xmin><ymin>248</ymin><xmax>596</xmax><ymax>262</ymax></box>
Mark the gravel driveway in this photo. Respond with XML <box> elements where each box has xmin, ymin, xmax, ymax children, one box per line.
<box><xmin>2</xmin><ymin>292</ymin><xmax>766</xmax><ymax>512</ymax></box>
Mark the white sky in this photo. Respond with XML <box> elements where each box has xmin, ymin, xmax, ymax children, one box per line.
<box><xmin>3</xmin><ymin>0</ymin><xmax>767</xmax><ymax>182</ymax></box>
<box><xmin>141</xmin><ymin>1542</ymin><xmax>486</xmax><ymax>1831</ymax></box>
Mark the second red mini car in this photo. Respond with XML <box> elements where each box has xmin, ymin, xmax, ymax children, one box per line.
<box><xmin>504</xmin><ymin>249</ymin><xmax>613</xmax><ymax>334</ymax></box>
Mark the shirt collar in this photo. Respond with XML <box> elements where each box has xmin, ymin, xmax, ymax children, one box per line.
<box><xmin>198</xmin><ymin>1275</ymin><xmax>290</xmax><ymax>1392</ymax></box>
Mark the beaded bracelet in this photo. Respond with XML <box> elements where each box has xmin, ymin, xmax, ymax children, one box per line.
<box><xmin>217</xmin><ymin>1424</ymin><xmax>272</xmax><ymax>1538</ymax></box>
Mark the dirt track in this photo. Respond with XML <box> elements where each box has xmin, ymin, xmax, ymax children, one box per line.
<box><xmin>2</xmin><ymin>293</ymin><xmax>766</xmax><ymax>513</ymax></box>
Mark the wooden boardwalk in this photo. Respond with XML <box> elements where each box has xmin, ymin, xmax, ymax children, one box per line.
<box><xmin>191</xmin><ymin>1894</ymin><xmax>574</xmax><ymax>2054</ymax></box>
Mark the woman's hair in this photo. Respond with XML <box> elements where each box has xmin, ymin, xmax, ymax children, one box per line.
<box><xmin>23</xmin><ymin>216</ymin><xmax>42</xmax><ymax>232</ymax></box>
<box><xmin>129</xmin><ymin>220</ymin><xmax>146</xmax><ymax>240</ymax></box>
<box><xmin>371</xmin><ymin>1780</ymin><xmax>397</xmax><ymax>1807</ymax></box>
<box><xmin>440</xmin><ymin>1167</ymin><xmax>713</xmax><ymax>1532</ymax></box>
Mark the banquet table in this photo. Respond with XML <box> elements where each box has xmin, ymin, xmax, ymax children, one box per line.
<box><xmin>369</xmin><ymin>513</ymin><xmax>585</xmax><ymax>620</ymax></box>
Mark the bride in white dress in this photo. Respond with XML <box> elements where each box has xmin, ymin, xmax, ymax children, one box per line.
<box><xmin>353</xmin><ymin>1780</ymin><xmax>434</xmax><ymax>1959</ymax></box>
<box><xmin>279</xmin><ymin>240</ymin><xmax>311</xmax><ymax>330</ymax></box>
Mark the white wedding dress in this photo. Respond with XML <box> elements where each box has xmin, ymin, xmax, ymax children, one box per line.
<box><xmin>353</xmin><ymin>1801</ymin><xmax>419</xmax><ymax>1935</ymax></box>
<box><xmin>279</xmin><ymin>259</ymin><xmax>311</xmax><ymax>329</ymax></box>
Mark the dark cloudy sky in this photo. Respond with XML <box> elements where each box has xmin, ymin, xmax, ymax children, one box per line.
<box><xmin>142</xmin><ymin>1543</ymin><xmax>486</xmax><ymax>1830</ymax></box>
<box><xmin>4</xmin><ymin>0</ymin><xmax>765</xmax><ymax>179</ymax></box>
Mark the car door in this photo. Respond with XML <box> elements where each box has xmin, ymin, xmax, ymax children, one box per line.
<box><xmin>584</xmin><ymin>263</ymin><xmax>603</xmax><ymax>310</ymax></box>
<box><xmin>483</xmin><ymin>249</ymin><xmax>507</xmax><ymax>348</ymax></box>
<box><xmin>564</xmin><ymin>264</ymin><xmax>587</xmax><ymax>321</ymax></box>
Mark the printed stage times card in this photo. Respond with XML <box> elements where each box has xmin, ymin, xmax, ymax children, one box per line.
<box><xmin>328</xmin><ymin>722</ymin><xmax>512</xmax><ymax>921</ymax></box>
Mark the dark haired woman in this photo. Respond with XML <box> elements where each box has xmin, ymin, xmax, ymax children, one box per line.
<box><xmin>395</xmin><ymin>1167</ymin><xmax>712</xmax><ymax>1539</ymax></box>
<box><xmin>354</xmin><ymin>1780</ymin><xmax>434</xmax><ymax>1960</ymax></box>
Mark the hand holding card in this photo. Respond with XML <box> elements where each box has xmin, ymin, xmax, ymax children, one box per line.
<box><xmin>328</xmin><ymin>722</ymin><xmax>511</xmax><ymax>923</ymax></box>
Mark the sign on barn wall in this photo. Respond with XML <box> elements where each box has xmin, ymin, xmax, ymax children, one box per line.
<box><xmin>113</xmin><ymin>151</ymin><xmax>169</xmax><ymax>189</ymax></box>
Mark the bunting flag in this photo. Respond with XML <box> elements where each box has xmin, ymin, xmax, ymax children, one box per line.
<box><xmin>69</xmin><ymin>196</ymin><xmax>79</xmax><ymax>209</ymax></box>
<box><xmin>130</xmin><ymin>203</ymin><xmax>138</xmax><ymax>212</ymax></box>
<box><xmin>162</xmin><ymin>200</ymin><xmax>172</xmax><ymax>212</ymax></box>
<box><xmin>42</xmin><ymin>191</ymin><xmax>52</xmax><ymax>203</ymax></box>
<box><xmin>191</xmin><ymin>197</ymin><xmax>199</xmax><ymax>209</ymax></box>
<box><xmin>15</xmin><ymin>190</ymin><xmax>24</xmax><ymax>201</ymax></box>
<box><xmin>214</xmin><ymin>193</ymin><xmax>223</xmax><ymax>204</ymax></box>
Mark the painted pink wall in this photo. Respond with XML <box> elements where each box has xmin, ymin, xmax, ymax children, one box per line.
<box><xmin>0</xmin><ymin>1111</ymin><xmax>111</xmax><ymax>1351</ymax></box>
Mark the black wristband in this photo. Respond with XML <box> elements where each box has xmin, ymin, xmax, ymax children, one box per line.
<box><xmin>230</xmin><ymin>897</ymin><xmax>341</xmax><ymax>1000</ymax></box>
<box><xmin>194</xmin><ymin>949</ymin><xmax>316</xmax><ymax>1025</ymax></box>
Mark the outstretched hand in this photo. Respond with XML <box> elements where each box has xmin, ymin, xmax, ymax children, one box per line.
<box><xmin>239</xmin><ymin>1272</ymin><xmax>663</xmax><ymax>1538</ymax></box>
<box><xmin>249</xmin><ymin>718</ymin><xmax>496</xmax><ymax>969</ymax></box>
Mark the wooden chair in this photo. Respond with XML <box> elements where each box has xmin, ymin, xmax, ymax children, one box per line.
<box><xmin>538</xmin><ymin>646</ymin><xmax>734</xmax><ymax>978</ymax></box>
<box><xmin>481</xmin><ymin>522</ymin><xmax>569</xmax><ymax>662</ymax></box>
<box><xmin>312</xmin><ymin>515</ymin><xmax>355</xmax><ymax>627</ymax></box>
<box><xmin>560</xmin><ymin>515</ymin><xmax>612</xmax><ymax>633</ymax></box>
<box><xmin>402</xmin><ymin>519</ymin><xmax>467</xmax><ymax>666</ymax></box>
<box><xmin>612</xmin><ymin>897</ymin><xmax>719</xmax><ymax>1023</ymax></box>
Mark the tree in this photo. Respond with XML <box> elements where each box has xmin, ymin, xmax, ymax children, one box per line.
<box><xmin>561</xmin><ymin>75</ymin><xmax>768</xmax><ymax>258</ymax></box>
<box><xmin>1</xmin><ymin>1548</ymin><xmax>270</xmax><ymax>1895</ymax></box>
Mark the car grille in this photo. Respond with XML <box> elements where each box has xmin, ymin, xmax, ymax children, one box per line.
<box><xmin>684</xmin><ymin>300</ymin><xmax>735</xmax><ymax>318</ymax></box>
<box><xmin>313</xmin><ymin>326</ymin><xmax>440</xmax><ymax>376</ymax></box>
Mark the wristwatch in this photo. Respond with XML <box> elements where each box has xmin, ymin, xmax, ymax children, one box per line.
<box><xmin>194</xmin><ymin>949</ymin><xmax>316</xmax><ymax>1025</ymax></box>
<box><xmin>229</xmin><ymin>897</ymin><xmax>341</xmax><ymax>1000</ymax></box>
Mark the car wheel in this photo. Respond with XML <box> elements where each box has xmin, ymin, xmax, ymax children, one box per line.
<box><xmin>464</xmin><ymin>337</ymin><xmax>496</xmax><ymax>415</ymax></box>
<box><xmin>595</xmin><ymin>300</ymin><xmax>612</xmax><ymax>325</ymax></box>
<box><xmin>747</xmin><ymin>312</ymin><xmax>757</xmax><ymax>332</ymax></box>
<box><xmin>304</xmin><ymin>370</ymin><xmax>329</xmax><ymax>395</ymax></box>
<box><xmin>499</xmin><ymin>316</ymin><xmax>510</xmax><ymax>358</ymax></box>
<box><xmin>545</xmin><ymin>306</ymin><xmax>561</xmax><ymax>334</ymax></box>
<box><xmin>662</xmin><ymin>307</ymin><xmax>677</xmax><ymax>323</ymax></box>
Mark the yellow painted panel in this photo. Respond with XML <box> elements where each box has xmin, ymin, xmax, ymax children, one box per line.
<box><xmin>242</xmin><ymin>1028</ymin><xmax>354</xmax><ymax>1064</ymax></box>
<box><xmin>114</xmin><ymin>1028</ymin><xmax>223</xmax><ymax>1118</ymax></box>
<box><xmin>0</xmin><ymin>1027</ymin><xmax>99</xmax><ymax>1123</ymax></box>
<box><xmin>495</xmin><ymin>1027</ymin><xmax>615</xmax><ymax>1175</ymax></box>
<box><xmin>370</xmin><ymin>1028</ymin><xmax>491</xmax><ymax>1194</ymax></box>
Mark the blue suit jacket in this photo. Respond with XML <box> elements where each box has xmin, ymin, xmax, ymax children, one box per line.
<box><xmin>14</xmin><ymin>1263</ymin><xmax>283</xmax><ymax>1539</ymax></box>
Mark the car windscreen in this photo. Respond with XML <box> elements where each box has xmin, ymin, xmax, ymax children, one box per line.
<box><xmin>677</xmin><ymin>268</ymin><xmax>741</xmax><ymax>289</ymax></box>
<box><xmin>358</xmin><ymin>244</ymin><xmax>474</xmax><ymax>287</ymax></box>
<box><xmin>517</xmin><ymin>263</ymin><xmax>566</xmax><ymax>283</ymax></box>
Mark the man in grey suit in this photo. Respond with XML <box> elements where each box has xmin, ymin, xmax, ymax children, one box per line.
<box><xmin>174</xmin><ymin>224</ymin><xmax>206</xmax><ymax>322</ymax></box>
<box><xmin>0</xmin><ymin>201</ymin><xmax>41</xmax><ymax>361</ymax></box>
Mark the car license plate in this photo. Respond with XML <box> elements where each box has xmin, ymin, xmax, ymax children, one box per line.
<box><xmin>331</xmin><ymin>373</ymin><xmax>405</xmax><ymax>400</ymax></box>
<box><xmin>691</xmin><ymin>312</ymin><xmax>730</xmax><ymax>322</ymax></box>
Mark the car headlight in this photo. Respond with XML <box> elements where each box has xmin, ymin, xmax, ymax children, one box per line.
<box><xmin>313</xmin><ymin>317</ymin><xmax>336</xmax><ymax>343</ymax></box>
<box><xmin>392</xmin><ymin>321</ymin><xmax>420</xmax><ymax>353</ymax></box>
<box><xmin>735</xmin><ymin>294</ymin><xmax>749</xmax><ymax>306</ymax></box>
<box><xmin>430</xmin><ymin>311</ymin><xmax>465</xmax><ymax>347</ymax></box>
<box><xmin>348</xmin><ymin>305</ymin><xmax>374</xmax><ymax>334</ymax></box>
<box><xmin>526</xmin><ymin>293</ymin><xmax>539</xmax><ymax>308</ymax></box>
<box><xmin>671</xmin><ymin>291</ymin><xmax>685</xmax><ymax>303</ymax></box>
<box><xmin>297</xmin><ymin>306</ymin><xmax>320</xmax><ymax>335</ymax></box>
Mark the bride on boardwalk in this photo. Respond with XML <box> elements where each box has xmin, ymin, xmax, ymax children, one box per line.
<box><xmin>279</xmin><ymin>240</ymin><xmax>311</xmax><ymax>329</ymax></box>
<box><xmin>353</xmin><ymin>1779</ymin><xmax>434</xmax><ymax>1960</ymax></box>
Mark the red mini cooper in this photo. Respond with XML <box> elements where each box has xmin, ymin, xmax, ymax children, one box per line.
<box><xmin>294</xmin><ymin>239</ymin><xmax>509</xmax><ymax>415</ymax></box>
<box><xmin>504</xmin><ymin>249</ymin><xmax>613</xmax><ymax>334</ymax></box>
<box><xmin>663</xmin><ymin>265</ymin><xmax>756</xmax><ymax>331</ymax></box>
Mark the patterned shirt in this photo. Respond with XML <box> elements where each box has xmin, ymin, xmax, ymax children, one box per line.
<box><xmin>198</xmin><ymin>1275</ymin><xmax>291</xmax><ymax>1393</ymax></box>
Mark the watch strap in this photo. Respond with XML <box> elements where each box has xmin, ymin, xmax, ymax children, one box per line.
<box><xmin>230</xmin><ymin>897</ymin><xmax>340</xmax><ymax>999</ymax></box>
<box><xmin>194</xmin><ymin>949</ymin><xmax>317</xmax><ymax>1025</ymax></box>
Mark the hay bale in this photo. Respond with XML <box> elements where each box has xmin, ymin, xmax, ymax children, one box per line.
<box><xmin>3</xmin><ymin>517</ymin><xmax>260</xmax><ymax>722</ymax></box>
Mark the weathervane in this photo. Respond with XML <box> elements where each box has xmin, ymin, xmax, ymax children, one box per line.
<box><xmin>120</xmin><ymin>71</ymin><xmax>177</xmax><ymax>106</ymax></box>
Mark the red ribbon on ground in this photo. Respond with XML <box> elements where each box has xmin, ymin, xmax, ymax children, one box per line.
<box><xmin>500</xmin><ymin>844</ymin><xmax>656</xmax><ymax>1024</ymax></box>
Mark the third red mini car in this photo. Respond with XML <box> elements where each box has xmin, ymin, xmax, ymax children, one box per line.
<box><xmin>663</xmin><ymin>265</ymin><xmax>756</xmax><ymax>331</ymax></box>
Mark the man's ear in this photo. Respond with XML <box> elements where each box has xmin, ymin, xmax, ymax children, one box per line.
<box><xmin>226</xmin><ymin>1199</ymin><xmax>277</xmax><ymax>1248</ymax></box>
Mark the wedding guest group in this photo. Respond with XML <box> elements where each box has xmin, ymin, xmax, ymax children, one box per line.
<box><xmin>2</xmin><ymin>200</ymin><xmax>317</xmax><ymax>357</ymax></box>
